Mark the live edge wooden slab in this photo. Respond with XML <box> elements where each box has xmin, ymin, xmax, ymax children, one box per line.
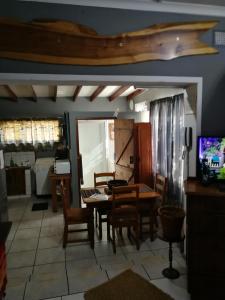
<box><xmin>0</xmin><ymin>18</ymin><xmax>219</xmax><ymax>65</ymax></box>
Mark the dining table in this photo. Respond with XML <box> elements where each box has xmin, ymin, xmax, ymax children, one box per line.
<box><xmin>82</xmin><ymin>183</ymin><xmax>160</xmax><ymax>248</ymax></box>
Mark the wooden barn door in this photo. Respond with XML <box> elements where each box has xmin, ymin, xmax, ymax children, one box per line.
<box><xmin>114</xmin><ymin>119</ymin><xmax>135</xmax><ymax>183</ymax></box>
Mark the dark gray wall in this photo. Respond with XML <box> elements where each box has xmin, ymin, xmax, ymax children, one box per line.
<box><xmin>0</xmin><ymin>97</ymin><xmax>129</xmax><ymax>118</ymax></box>
<box><xmin>1</xmin><ymin>1</ymin><xmax>225</xmax><ymax>134</ymax></box>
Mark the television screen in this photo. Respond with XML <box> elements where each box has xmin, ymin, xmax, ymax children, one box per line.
<box><xmin>198</xmin><ymin>137</ymin><xmax>225</xmax><ymax>180</ymax></box>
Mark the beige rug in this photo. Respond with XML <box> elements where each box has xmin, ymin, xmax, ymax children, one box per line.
<box><xmin>84</xmin><ymin>269</ymin><xmax>174</xmax><ymax>300</ymax></box>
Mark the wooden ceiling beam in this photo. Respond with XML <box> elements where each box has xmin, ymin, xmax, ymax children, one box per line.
<box><xmin>90</xmin><ymin>86</ymin><xmax>106</xmax><ymax>102</ymax></box>
<box><xmin>127</xmin><ymin>89</ymin><xmax>145</xmax><ymax>101</ymax></box>
<box><xmin>109</xmin><ymin>86</ymin><xmax>130</xmax><ymax>102</ymax></box>
<box><xmin>31</xmin><ymin>85</ymin><xmax>37</xmax><ymax>102</ymax></box>
<box><xmin>3</xmin><ymin>85</ymin><xmax>18</xmax><ymax>102</ymax></box>
<box><xmin>73</xmin><ymin>85</ymin><xmax>82</xmax><ymax>101</ymax></box>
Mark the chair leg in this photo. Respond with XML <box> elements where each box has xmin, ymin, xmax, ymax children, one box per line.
<box><xmin>98</xmin><ymin>213</ymin><xmax>102</xmax><ymax>240</ymax></box>
<box><xmin>112</xmin><ymin>226</ymin><xmax>116</xmax><ymax>254</ymax></box>
<box><xmin>119</xmin><ymin>226</ymin><xmax>122</xmax><ymax>236</ymax></box>
<box><xmin>95</xmin><ymin>209</ymin><xmax>98</xmax><ymax>228</ymax></box>
<box><xmin>135</xmin><ymin>224</ymin><xmax>140</xmax><ymax>250</ymax></box>
<box><xmin>127</xmin><ymin>226</ymin><xmax>131</xmax><ymax>239</ymax></box>
<box><xmin>63</xmin><ymin>223</ymin><xmax>67</xmax><ymax>248</ymax></box>
<box><xmin>140</xmin><ymin>215</ymin><xmax>143</xmax><ymax>239</ymax></box>
<box><xmin>107</xmin><ymin>218</ymin><xmax>110</xmax><ymax>241</ymax></box>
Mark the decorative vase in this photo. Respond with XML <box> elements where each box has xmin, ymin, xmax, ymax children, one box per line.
<box><xmin>158</xmin><ymin>206</ymin><xmax>185</xmax><ymax>241</ymax></box>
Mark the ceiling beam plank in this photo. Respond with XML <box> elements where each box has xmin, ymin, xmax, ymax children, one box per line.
<box><xmin>127</xmin><ymin>89</ymin><xmax>145</xmax><ymax>101</ymax></box>
<box><xmin>31</xmin><ymin>85</ymin><xmax>38</xmax><ymax>102</ymax></box>
<box><xmin>3</xmin><ymin>85</ymin><xmax>18</xmax><ymax>102</ymax></box>
<box><xmin>90</xmin><ymin>85</ymin><xmax>106</xmax><ymax>102</ymax></box>
<box><xmin>73</xmin><ymin>85</ymin><xmax>82</xmax><ymax>101</ymax></box>
<box><xmin>109</xmin><ymin>86</ymin><xmax>130</xmax><ymax>102</ymax></box>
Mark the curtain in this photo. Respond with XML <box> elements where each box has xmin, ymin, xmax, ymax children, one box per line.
<box><xmin>0</xmin><ymin>120</ymin><xmax>60</xmax><ymax>145</ymax></box>
<box><xmin>150</xmin><ymin>94</ymin><xmax>184</xmax><ymax>206</ymax></box>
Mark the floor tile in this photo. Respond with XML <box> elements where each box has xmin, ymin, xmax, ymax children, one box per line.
<box><xmin>35</xmin><ymin>247</ymin><xmax>65</xmax><ymax>265</ymax></box>
<box><xmin>24</xmin><ymin>263</ymin><xmax>68</xmax><ymax>300</ymax></box>
<box><xmin>66</xmin><ymin>244</ymin><xmax>95</xmax><ymax>261</ymax></box>
<box><xmin>151</xmin><ymin>275</ymin><xmax>191</xmax><ymax>300</ymax></box>
<box><xmin>14</xmin><ymin>228</ymin><xmax>40</xmax><ymax>240</ymax></box>
<box><xmin>32</xmin><ymin>262</ymin><xmax>66</xmax><ymax>280</ymax></box>
<box><xmin>7</xmin><ymin>250</ymin><xmax>36</xmax><ymax>269</ymax></box>
<box><xmin>42</xmin><ymin>215</ymin><xmax>64</xmax><ymax>227</ymax></box>
<box><xmin>147</xmin><ymin>238</ymin><xmax>169</xmax><ymax>250</ymax></box>
<box><xmin>24</xmin><ymin>277</ymin><xmax>67</xmax><ymax>300</ymax></box>
<box><xmin>40</xmin><ymin>226</ymin><xmax>63</xmax><ymax>237</ymax></box>
<box><xmin>66</xmin><ymin>258</ymin><xmax>98</xmax><ymax>273</ymax></box>
<box><xmin>120</xmin><ymin>240</ymin><xmax>150</xmax><ymax>254</ymax></box>
<box><xmin>19</xmin><ymin>219</ymin><xmax>42</xmax><ymax>229</ymax></box>
<box><xmin>10</xmin><ymin>238</ymin><xmax>38</xmax><ymax>253</ymax></box>
<box><xmin>96</xmin><ymin>253</ymin><xmax>128</xmax><ymax>269</ymax></box>
<box><xmin>94</xmin><ymin>241</ymin><xmax>123</xmax><ymax>257</ymax></box>
<box><xmin>22</xmin><ymin>210</ymin><xmax>43</xmax><ymax>221</ymax></box>
<box><xmin>5</xmin><ymin>195</ymin><xmax>190</xmax><ymax>300</ymax></box>
<box><xmin>38</xmin><ymin>236</ymin><xmax>63</xmax><ymax>249</ymax></box>
<box><xmin>44</xmin><ymin>298</ymin><xmax>61</xmax><ymax>300</ymax></box>
<box><xmin>67</xmin><ymin>265</ymin><xmax>107</xmax><ymax>294</ymax></box>
<box><xmin>62</xmin><ymin>293</ymin><xmax>84</xmax><ymax>299</ymax></box>
<box><xmin>5</xmin><ymin>266</ymin><xmax>33</xmax><ymax>300</ymax></box>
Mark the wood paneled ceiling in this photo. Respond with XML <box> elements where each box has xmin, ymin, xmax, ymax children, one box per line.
<box><xmin>0</xmin><ymin>85</ymin><xmax>146</xmax><ymax>102</ymax></box>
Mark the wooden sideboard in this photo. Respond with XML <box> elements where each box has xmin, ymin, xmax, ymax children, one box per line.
<box><xmin>48</xmin><ymin>169</ymin><xmax>71</xmax><ymax>212</ymax></box>
<box><xmin>185</xmin><ymin>178</ymin><xmax>225</xmax><ymax>299</ymax></box>
<box><xmin>5</xmin><ymin>166</ymin><xmax>29</xmax><ymax>196</ymax></box>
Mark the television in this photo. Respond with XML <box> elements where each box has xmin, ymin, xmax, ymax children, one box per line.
<box><xmin>197</xmin><ymin>136</ymin><xmax>225</xmax><ymax>181</ymax></box>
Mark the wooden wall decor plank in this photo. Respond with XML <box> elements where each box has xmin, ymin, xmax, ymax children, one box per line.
<box><xmin>73</xmin><ymin>85</ymin><xmax>82</xmax><ymax>101</ymax></box>
<box><xmin>0</xmin><ymin>19</ymin><xmax>219</xmax><ymax>66</ymax></box>
<box><xmin>90</xmin><ymin>86</ymin><xmax>106</xmax><ymax>102</ymax></box>
<box><xmin>109</xmin><ymin>86</ymin><xmax>130</xmax><ymax>101</ymax></box>
<box><xmin>127</xmin><ymin>89</ymin><xmax>145</xmax><ymax>101</ymax></box>
<box><xmin>3</xmin><ymin>85</ymin><xmax>18</xmax><ymax>102</ymax></box>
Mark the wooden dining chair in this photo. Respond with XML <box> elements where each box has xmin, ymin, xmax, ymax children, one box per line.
<box><xmin>61</xmin><ymin>180</ymin><xmax>93</xmax><ymax>248</ymax></box>
<box><xmin>139</xmin><ymin>173</ymin><xmax>168</xmax><ymax>240</ymax></box>
<box><xmin>94</xmin><ymin>171</ymin><xmax>115</xmax><ymax>239</ymax></box>
<box><xmin>107</xmin><ymin>184</ymin><xmax>140</xmax><ymax>254</ymax></box>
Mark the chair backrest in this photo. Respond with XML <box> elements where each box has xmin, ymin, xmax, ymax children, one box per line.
<box><xmin>94</xmin><ymin>172</ymin><xmax>115</xmax><ymax>188</ymax></box>
<box><xmin>154</xmin><ymin>173</ymin><xmax>168</xmax><ymax>205</ymax></box>
<box><xmin>111</xmin><ymin>184</ymin><xmax>139</xmax><ymax>212</ymax></box>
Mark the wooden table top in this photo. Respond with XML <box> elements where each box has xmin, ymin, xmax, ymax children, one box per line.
<box><xmin>83</xmin><ymin>183</ymin><xmax>160</xmax><ymax>205</ymax></box>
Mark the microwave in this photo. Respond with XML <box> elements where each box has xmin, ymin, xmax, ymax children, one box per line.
<box><xmin>54</xmin><ymin>159</ymin><xmax>70</xmax><ymax>174</ymax></box>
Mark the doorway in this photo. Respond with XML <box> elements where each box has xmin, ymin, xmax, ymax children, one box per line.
<box><xmin>77</xmin><ymin>119</ymin><xmax>115</xmax><ymax>188</ymax></box>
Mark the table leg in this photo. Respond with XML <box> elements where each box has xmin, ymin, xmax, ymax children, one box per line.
<box><xmin>90</xmin><ymin>208</ymin><xmax>95</xmax><ymax>249</ymax></box>
<box><xmin>50</xmin><ymin>178</ymin><xmax>57</xmax><ymax>212</ymax></box>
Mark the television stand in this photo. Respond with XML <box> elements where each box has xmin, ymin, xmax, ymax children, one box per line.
<box><xmin>217</xmin><ymin>181</ymin><xmax>225</xmax><ymax>192</ymax></box>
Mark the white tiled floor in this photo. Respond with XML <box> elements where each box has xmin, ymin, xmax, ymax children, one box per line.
<box><xmin>5</xmin><ymin>196</ymin><xmax>191</xmax><ymax>300</ymax></box>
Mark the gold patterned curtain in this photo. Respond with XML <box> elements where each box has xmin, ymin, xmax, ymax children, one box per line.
<box><xmin>0</xmin><ymin>120</ymin><xmax>60</xmax><ymax>144</ymax></box>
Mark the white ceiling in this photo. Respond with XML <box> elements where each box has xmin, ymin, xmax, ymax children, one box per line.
<box><xmin>20</xmin><ymin>0</ymin><xmax>225</xmax><ymax>17</ymax></box>
<box><xmin>0</xmin><ymin>84</ymin><xmax>143</xmax><ymax>101</ymax></box>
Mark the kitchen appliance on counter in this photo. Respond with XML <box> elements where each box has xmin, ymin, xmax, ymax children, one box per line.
<box><xmin>54</xmin><ymin>159</ymin><xmax>70</xmax><ymax>174</ymax></box>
